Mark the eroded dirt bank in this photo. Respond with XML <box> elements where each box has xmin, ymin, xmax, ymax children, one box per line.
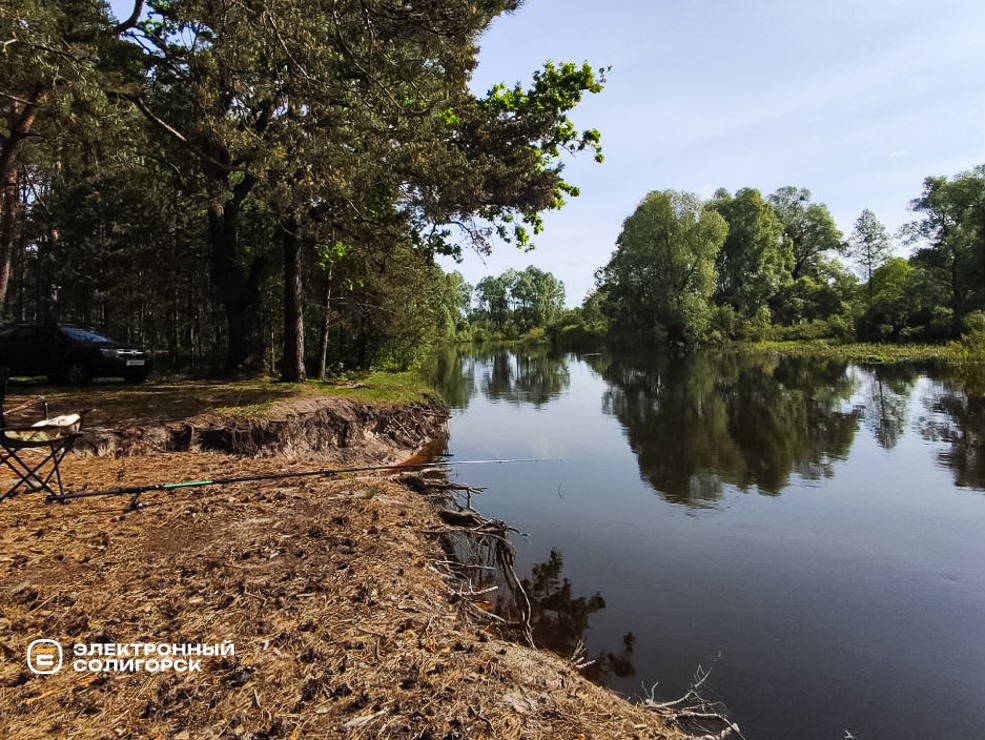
<box><xmin>70</xmin><ymin>396</ymin><xmax>449</xmax><ymax>462</ymax></box>
<box><xmin>0</xmin><ymin>397</ymin><xmax>692</xmax><ymax>740</ymax></box>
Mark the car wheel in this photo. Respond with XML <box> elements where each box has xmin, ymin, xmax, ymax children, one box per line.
<box><xmin>66</xmin><ymin>360</ymin><xmax>93</xmax><ymax>386</ymax></box>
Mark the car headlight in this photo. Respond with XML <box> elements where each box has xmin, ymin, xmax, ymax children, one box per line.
<box><xmin>100</xmin><ymin>348</ymin><xmax>119</xmax><ymax>358</ymax></box>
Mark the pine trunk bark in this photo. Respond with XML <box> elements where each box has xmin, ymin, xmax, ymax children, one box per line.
<box><xmin>206</xmin><ymin>168</ymin><xmax>266</xmax><ymax>374</ymax></box>
<box><xmin>0</xmin><ymin>88</ymin><xmax>41</xmax><ymax>309</ymax></box>
<box><xmin>318</xmin><ymin>265</ymin><xmax>334</xmax><ymax>380</ymax></box>
<box><xmin>0</xmin><ymin>167</ymin><xmax>19</xmax><ymax>308</ymax></box>
<box><xmin>280</xmin><ymin>216</ymin><xmax>306</xmax><ymax>383</ymax></box>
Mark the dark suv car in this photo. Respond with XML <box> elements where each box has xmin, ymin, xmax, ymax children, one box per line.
<box><xmin>0</xmin><ymin>323</ymin><xmax>151</xmax><ymax>385</ymax></box>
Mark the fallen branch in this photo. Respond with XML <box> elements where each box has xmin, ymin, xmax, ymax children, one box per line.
<box><xmin>642</xmin><ymin>656</ymin><xmax>747</xmax><ymax>740</ymax></box>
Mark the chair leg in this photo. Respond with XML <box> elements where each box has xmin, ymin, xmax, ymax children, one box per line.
<box><xmin>0</xmin><ymin>441</ymin><xmax>72</xmax><ymax>502</ymax></box>
<box><xmin>1</xmin><ymin>450</ymin><xmax>37</xmax><ymax>500</ymax></box>
<box><xmin>1</xmin><ymin>450</ymin><xmax>50</xmax><ymax>498</ymax></box>
<box><xmin>46</xmin><ymin>445</ymin><xmax>71</xmax><ymax>503</ymax></box>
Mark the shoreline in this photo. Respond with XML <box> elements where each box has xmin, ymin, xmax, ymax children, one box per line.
<box><xmin>0</xmin><ymin>394</ymin><xmax>703</xmax><ymax>740</ymax></box>
<box><xmin>447</xmin><ymin>335</ymin><xmax>985</xmax><ymax>365</ymax></box>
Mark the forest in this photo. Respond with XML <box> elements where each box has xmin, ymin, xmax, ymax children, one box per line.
<box><xmin>1</xmin><ymin>0</ymin><xmax>605</xmax><ymax>379</ymax></box>
<box><xmin>452</xmin><ymin>169</ymin><xmax>985</xmax><ymax>356</ymax></box>
<box><xmin>575</xmin><ymin>170</ymin><xmax>985</xmax><ymax>352</ymax></box>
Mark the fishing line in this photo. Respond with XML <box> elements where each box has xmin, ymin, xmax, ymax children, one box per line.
<box><xmin>46</xmin><ymin>456</ymin><xmax>556</xmax><ymax>507</ymax></box>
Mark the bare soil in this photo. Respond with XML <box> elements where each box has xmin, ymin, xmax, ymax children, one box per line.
<box><xmin>0</xmin><ymin>393</ymin><xmax>691</xmax><ymax>740</ymax></box>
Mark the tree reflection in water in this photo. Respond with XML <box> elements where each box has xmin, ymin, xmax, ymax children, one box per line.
<box><xmin>918</xmin><ymin>367</ymin><xmax>985</xmax><ymax>490</ymax></box>
<box><xmin>589</xmin><ymin>351</ymin><xmax>861</xmax><ymax>504</ymax></box>
<box><xmin>427</xmin><ymin>343</ymin><xmax>985</xmax><ymax>495</ymax></box>
<box><xmin>482</xmin><ymin>347</ymin><xmax>570</xmax><ymax>407</ymax></box>
<box><xmin>861</xmin><ymin>364</ymin><xmax>918</xmax><ymax>451</ymax></box>
<box><xmin>445</xmin><ymin>537</ymin><xmax>637</xmax><ymax>686</ymax></box>
<box><xmin>520</xmin><ymin>549</ymin><xmax>605</xmax><ymax>655</ymax></box>
<box><xmin>508</xmin><ymin>549</ymin><xmax>636</xmax><ymax>684</ymax></box>
<box><xmin>425</xmin><ymin>343</ymin><xmax>571</xmax><ymax>410</ymax></box>
<box><xmin>423</xmin><ymin>346</ymin><xmax>478</xmax><ymax>410</ymax></box>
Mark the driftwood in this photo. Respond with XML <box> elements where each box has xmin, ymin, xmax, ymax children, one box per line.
<box><xmin>394</xmin><ymin>472</ymin><xmax>485</xmax><ymax>509</ymax></box>
<box><xmin>437</xmin><ymin>508</ymin><xmax>485</xmax><ymax>527</ymax></box>
<box><xmin>642</xmin><ymin>656</ymin><xmax>748</xmax><ymax>740</ymax></box>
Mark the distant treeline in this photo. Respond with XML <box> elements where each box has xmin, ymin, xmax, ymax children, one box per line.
<box><xmin>442</xmin><ymin>265</ymin><xmax>567</xmax><ymax>344</ymax></box>
<box><xmin>556</xmin><ymin>169</ymin><xmax>985</xmax><ymax>352</ymax></box>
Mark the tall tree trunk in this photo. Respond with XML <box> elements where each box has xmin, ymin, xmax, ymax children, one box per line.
<box><xmin>216</xmin><ymin>254</ymin><xmax>267</xmax><ymax>374</ymax></box>
<box><xmin>0</xmin><ymin>87</ymin><xmax>41</xmax><ymax>310</ymax></box>
<box><xmin>318</xmin><ymin>264</ymin><xmax>334</xmax><ymax>380</ymax></box>
<box><xmin>0</xmin><ymin>167</ymin><xmax>19</xmax><ymax>309</ymax></box>
<box><xmin>280</xmin><ymin>216</ymin><xmax>306</xmax><ymax>382</ymax></box>
<box><xmin>207</xmin><ymin>170</ymin><xmax>266</xmax><ymax>373</ymax></box>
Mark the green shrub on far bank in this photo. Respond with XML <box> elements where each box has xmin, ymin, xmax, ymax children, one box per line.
<box><xmin>747</xmin><ymin>338</ymin><xmax>981</xmax><ymax>365</ymax></box>
<box><xmin>767</xmin><ymin>315</ymin><xmax>855</xmax><ymax>344</ymax></box>
<box><xmin>552</xmin><ymin>321</ymin><xmax>608</xmax><ymax>351</ymax></box>
<box><xmin>707</xmin><ymin>305</ymin><xmax>776</xmax><ymax>344</ymax></box>
<box><xmin>958</xmin><ymin>311</ymin><xmax>985</xmax><ymax>359</ymax></box>
<box><xmin>521</xmin><ymin>327</ymin><xmax>549</xmax><ymax>344</ymax></box>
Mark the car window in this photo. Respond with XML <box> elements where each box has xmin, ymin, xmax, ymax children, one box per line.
<box><xmin>61</xmin><ymin>327</ymin><xmax>111</xmax><ymax>342</ymax></box>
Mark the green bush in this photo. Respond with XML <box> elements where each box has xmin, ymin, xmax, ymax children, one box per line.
<box><xmin>742</xmin><ymin>306</ymin><xmax>775</xmax><ymax>342</ymax></box>
<box><xmin>555</xmin><ymin>321</ymin><xmax>607</xmax><ymax>351</ymax></box>
<box><xmin>520</xmin><ymin>327</ymin><xmax>548</xmax><ymax>344</ymax></box>
<box><xmin>708</xmin><ymin>305</ymin><xmax>741</xmax><ymax>343</ymax></box>
<box><xmin>826</xmin><ymin>314</ymin><xmax>855</xmax><ymax>344</ymax></box>
<box><xmin>927</xmin><ymin>306</ymin><xmax>955</xmax><ymax>343</ymax></box>
<box><xmin>959</xmin><ymin>310</ymin><xmax>985</xmax><ymax>358</ymax></box>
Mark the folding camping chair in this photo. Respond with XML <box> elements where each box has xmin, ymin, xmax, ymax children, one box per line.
<box><xmin>0</xmin><ymin>367</ymin><xmax>81</xmax><ymax>503</ymax></box>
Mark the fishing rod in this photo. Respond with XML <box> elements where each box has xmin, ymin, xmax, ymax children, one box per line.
<box><xmin>46</xmin><ymin>457</ymin><xmax>552</xmax><ymax>508</ymax></box>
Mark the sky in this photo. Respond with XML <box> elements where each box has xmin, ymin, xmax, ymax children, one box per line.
<box><xmin>440</xmin><ymin>0</ymin><xmax>985</xmax><ymax>305</ymax></box>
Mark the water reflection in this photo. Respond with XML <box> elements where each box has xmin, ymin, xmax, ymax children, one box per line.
<box><xmin>589</xmin><ymin>352</ymin><xmax>741</xmax><ymax>505</ymax></box>
<box><xmin>861</xmin><ymin>365</ymin><xmax>918</xmax><ymax>451</ymax></box>
<box><xmin>589</xmin><ymin>351</ymin><xmax>860</xmax><ymax>503</ymax></box>
<box><xmin>430</xmin><ymin>344</ymin><xmax>985</xmax><ymax>739</ymax></box>
<box><xmin>425</xmin><ymin>346</ymin><xmax>478</xmax><ymax>410</ymax></box>
<box><xmin>520</xmin><ymin>548</ymin><xmax>606</xmax><ymax>655</ymax></box>
<box><xmin>426</xmin><ymin>344</ymin><xmax>570</xmax><ymax>409</ymax></box>
<box><xmin>918</xmin><ymin>368</ymin><xmax>985</xmax><ymax>490</ymax></box>
<box><xmin>427</xmin><ymin>344</ymin><xmax>985</xmax><ymax>494</ymax></box>
<box><xmin>439</xmin><ymin>515</ymin><xmax>635</xmax><ymax>683</ymax></box>
<box><xmin>511</xmin><ymin>549</ymin><xmax>636</xmax><ymax>684</ymax></box>
<box><xmin>482</xmin><ymin>348</ymin><xmax>570</xmax><ymax>407</ymax></box>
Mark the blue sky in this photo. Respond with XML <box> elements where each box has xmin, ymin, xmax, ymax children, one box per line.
<box><xmin>442</xmin><ymin>0</ymin><xmax>985</xmax><ymax>304</ymax></box>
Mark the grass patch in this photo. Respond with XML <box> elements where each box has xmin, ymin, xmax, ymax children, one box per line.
<box><xmin>310</xmin><ymin>369</ymin><xmax>432</xmax><ymax>405</ymax></box>
<box><xmin>746</xmin><ymin>339</ymin><xmax>983</xmax><ymax>365</ymax></box>
<box><xmin>211</xmin><ymin>400</ymin><xmax>276</xmax><ymax>420</ymax></box>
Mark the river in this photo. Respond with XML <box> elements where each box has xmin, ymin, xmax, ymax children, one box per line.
<box><xmin>425</xmin><ymin>344</ymin><xmax>985</xmax><ymax>740</ymax></box>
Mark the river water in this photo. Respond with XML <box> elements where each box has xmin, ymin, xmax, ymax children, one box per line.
<box><xmin>425</xmin><ymin>345</ymin><xmax>985</xmax><ymax>740</ymax></box>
